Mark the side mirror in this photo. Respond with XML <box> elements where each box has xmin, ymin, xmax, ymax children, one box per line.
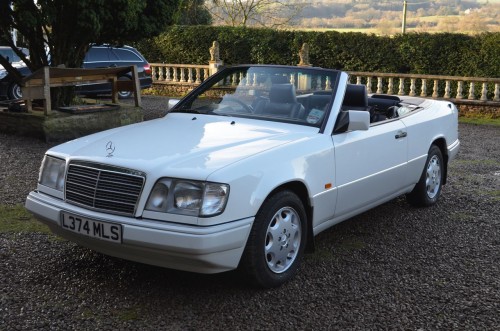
<box><xmin>347</xmin><ymin>110</ymin><xmax>370</xmax><ymax>131</ymax></box>
<box><xmin>333</xmin><ymin>110</ymin><xmax>370</xmax><ymax>134</ymax></box>
<box><xmin>167</xmin><ymin>98</ymin><xmax>180</xmax><ymax>111</ymax></box>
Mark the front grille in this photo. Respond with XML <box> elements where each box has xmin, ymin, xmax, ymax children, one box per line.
<box><xmin>65</xmin><ymin>162</ymin><xmax>145</xmax><ymax>215</ymax></box>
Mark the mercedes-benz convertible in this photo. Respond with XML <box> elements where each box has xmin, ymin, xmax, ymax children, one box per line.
<box><xmin>26</xmin><ymin>65</ymin><xmax>460</xmax><ymax>287</ymax></box>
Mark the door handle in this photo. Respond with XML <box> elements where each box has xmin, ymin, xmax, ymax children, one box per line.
<box><xmin>395</xmin><ymin>131</ymin><xmax>407</xmax><ymax>139</ymax></box>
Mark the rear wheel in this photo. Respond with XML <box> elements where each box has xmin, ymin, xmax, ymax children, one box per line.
<box><xmin>407</xmin><ymin>145</ymin><xmax>444</xmax><ymax>207</ymax></box>
<box><xmin>241</xmin><ymin>190</ymin><xmax>307</xmax><ymax>288</ymax></box>
<box><xmin>117</xmin><ymin>76</ymin><xmax>132</xmax><ymax>99</ymax></box>
<box><xmin>7</xmin><ymin>82</ymin><xmax>22</xmax><ymax>99</ymax></box>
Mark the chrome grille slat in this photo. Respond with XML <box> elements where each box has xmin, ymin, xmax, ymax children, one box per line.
<box><xmin>65</xmin><ymin>163</ymin><xmax>145</xmax><ymax>215</ymax></box>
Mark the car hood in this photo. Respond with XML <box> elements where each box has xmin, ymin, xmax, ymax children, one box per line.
<box><xmin>50</xmin><ymin>113</ymin><xmax>318</xmax><ymax>179</ymax></box>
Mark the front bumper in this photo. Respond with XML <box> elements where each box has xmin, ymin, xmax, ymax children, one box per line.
<box><xmin>25</xmin><ymin>191</ymin><xmax>253</xmax><ymax>274</ymax></box>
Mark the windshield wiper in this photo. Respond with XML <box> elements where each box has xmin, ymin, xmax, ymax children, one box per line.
<box><xmin>171</xmin><ymin>108</ymin><xmax>201</xmax><ymax>114</ymax></box>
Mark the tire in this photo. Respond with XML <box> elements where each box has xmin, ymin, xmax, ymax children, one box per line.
<box><xmin>7</xmin><ymin>82</ymin><xmax>22</xmax><ymax>100</ymax></box>
<box><xmin>241</xmin><ymin>190</ymin><xmax>307</xmax><ymax>288</ymax></box>
<box><xmin>407</xmin><ymin>145</ymin><xmax>444</xmax><ymax>207</ymax></box>
<box><xmin>117</xmin><ymin>76</ymin><xmax>132</xmax><ymax>99</ymax></box>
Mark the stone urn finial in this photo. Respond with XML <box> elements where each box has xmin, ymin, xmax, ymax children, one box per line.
<box><xmin>209</xmin><ymin>41</ymin><xmax>220</xmax><ymax>62</ymax></box>
<box><xmin>298</xmin><ymin>43</ymin><xmax>310</xmax><ymax>66</ymax></box>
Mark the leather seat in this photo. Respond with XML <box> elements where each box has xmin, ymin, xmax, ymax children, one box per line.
<box><xmin>254</xmin><ymin>84</ymin><xmax>304</xmax><ymax>118</ymax></box>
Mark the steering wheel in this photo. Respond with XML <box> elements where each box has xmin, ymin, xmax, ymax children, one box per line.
<box><xmin>221</xmin><ymin>96</ymin><xmax>253</xmax><ymax>113</ymax></box>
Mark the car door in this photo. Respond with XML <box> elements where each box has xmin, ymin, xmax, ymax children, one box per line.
<box><xmin>332</xmin><ymin>119</ymin><xmax>409</xmax><ymax>218</ymax></box>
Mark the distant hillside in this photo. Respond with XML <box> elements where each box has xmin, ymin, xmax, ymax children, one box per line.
<box><xmin>295</xmin><ymin>0</ymin><xmax>499</xmax><ymax>34</ymax></box>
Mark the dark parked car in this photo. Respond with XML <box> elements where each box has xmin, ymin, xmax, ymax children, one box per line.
<box><xmin>0</xmin><ymin>46</ymin><xmax>30</xmax><ymax>99</ymax></box>
<box><xmin>0</xmin><ymin>45</ymin><xmax>152</xmax><ymax>100</ymax></box>
<box><xmin>0</xmin><ymin>46</ymin><xmax>29</xmax><ymax>68</ymax></box>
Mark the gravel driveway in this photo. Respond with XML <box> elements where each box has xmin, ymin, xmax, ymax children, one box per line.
<box><xmin>1</xmin><ymin>96</ymin><xmax>499</xmax><ymax>330</ymax></box>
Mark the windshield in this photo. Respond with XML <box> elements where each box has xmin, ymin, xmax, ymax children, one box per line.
<box><xmin>172</xmin><ymin>66</ymin><xmax>339</xmax><ymax>128</ymax></box>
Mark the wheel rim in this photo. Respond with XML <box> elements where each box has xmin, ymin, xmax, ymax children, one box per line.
<box><xmin>12</xmin><ymin>84</ymin><xmax>22</xmax><ymax>99</ymax></box>
<box><xmin>118</xmin><ymin>90</ymin><xmax>132</xmax><ymax>98</ymax></box>
<box><xmin>264</xmin><ymin>207</ymin><xmax>302</xmax><ymax>274</ymax></box>
<box><xmin>426</xmin><ymin>155</ymin><xmax>441</xmax><ymax>199</ymax></box>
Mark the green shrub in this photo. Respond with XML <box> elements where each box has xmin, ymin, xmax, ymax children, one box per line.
<box><xmin>135</xmin><ymin>26</ymin><xmax>499</xmax><ymax>78</ymax></box>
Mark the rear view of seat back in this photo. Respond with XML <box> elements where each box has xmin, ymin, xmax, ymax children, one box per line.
<box><xmin>341</xmin><ymin>84</ymin><xmax>368</xmax><ymax>111</ymax></box>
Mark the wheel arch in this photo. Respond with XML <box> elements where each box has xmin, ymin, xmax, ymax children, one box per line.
<box><xmin>431</xmin><ymin>137</ymin><xmax>448</xmax><ymax>185</ymax></box>
<box><xmin>264</xmin><ymin>180</ymin><xmax>315</xmax><ymax>253</ymax></box>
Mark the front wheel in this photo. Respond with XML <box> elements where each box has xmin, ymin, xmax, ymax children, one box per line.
<box><xmin>407</xmin><ymin>145</ymin><xmax>444</xmax><ymax>207</ymax></box>
<box><xmin>241</xmin><ymin>190</ymin><xmax>307</xmax><ymax>288</ymax></box>
<box><xmin>7</xmin><ymin>82</ymin><xmax>22</xmax><ymax>100</ymax></box>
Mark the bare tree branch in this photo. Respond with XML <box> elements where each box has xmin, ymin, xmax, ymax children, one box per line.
<box><xmin>206</xmin><ymin>0</ymin><xmax>305</xmax><ymax>28</ymax></box>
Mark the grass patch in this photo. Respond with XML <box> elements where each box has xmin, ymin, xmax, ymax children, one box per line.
<box><xmin>450</xmin><ymin>211</ymin><xmax>474</xmax><ymax>222</ymax></box>
<box><xmin>452</xmin><ymin>159</ymin><xmax>499</xmax><ymax>166</ymax></box>
<box><xmin>339</xmin><ymin>238</ymin><xmax>365</xmax><ymax>251</ymax></box>
<box><xmin>0</xmin><ymin>204</ymin><xmax>51</xmax><ymax>234</ymax></box>
<box><xmin>116</xmin><ymin>307</ymin><xmax>141</xmax><ymax>322</ymax></box>
<box><xmin>486</xmin><ymin>190</ymin><xmax>500</xmax><ymax>201</ymax></box>
<box><xmin>307</xmin><ymin>247</ymin><xmax>336</xmax><ymax>262</ymax></box>
<box><xmin>459</xmin><ymin>116</ymin><xmax>500</xmax><ymax>127</ymax></box>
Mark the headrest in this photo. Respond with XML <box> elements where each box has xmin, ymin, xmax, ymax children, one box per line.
<box><xmin>269</xmin><ymin>84</ymin><xmax>297</xmax><ymax>104</ymax></box>
<box><xmin>343</xmin><ymin>84</ymin><xmax>368</xmax><ymax>108</ymax></box>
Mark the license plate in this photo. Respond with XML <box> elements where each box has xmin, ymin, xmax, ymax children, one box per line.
<box><xmin>60</xmin><ymin>212</ymin><xmax>122</xmax><ymax>243</ymax></box>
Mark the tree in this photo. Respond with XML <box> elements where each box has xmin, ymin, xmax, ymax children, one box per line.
<box><xmin>174</xmin><ymin>0</ymin><xmax>212</xmax><ymax>25</ymax></box>
<box><xmin>0</xmin><ymin>0</ymin><xmax>180</xmax><ymax>106</ymax></box>
<box><xmin>207</xmin><ymin>0</ymin><xmax>304</xmax><ymax>28</ymax></box>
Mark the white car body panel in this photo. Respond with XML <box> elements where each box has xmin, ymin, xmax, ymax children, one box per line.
<box><xmin>25</xmin><ymin>65</ymin><xmax>460</xmax><ymax>275</ymax></box>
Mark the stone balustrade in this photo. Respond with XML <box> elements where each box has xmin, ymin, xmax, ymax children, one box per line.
<box><xmin>151</xmin><ymin>63</ymin><xmax>211</xmax><ymax>85</ymax></box>
<box><xmin>149</xmin><ymin>41</ymin><xmax>499</xmax><ymax>108</ymax></box>
<box><xmin>348</xmin><ymin>71</ymin><xmax>500</xmax><ymax>103</ymax></box>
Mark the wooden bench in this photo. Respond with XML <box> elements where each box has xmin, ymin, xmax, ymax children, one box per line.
<box><xmin>21</xmin><ymin>66</ymin><xmax>142</xmax><ymax>115</ymax></box>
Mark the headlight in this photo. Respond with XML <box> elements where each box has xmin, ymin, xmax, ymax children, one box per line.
<box><xmin>39</xmin><ymin>155</ymin><xmax>66</xmax><ymax>191</ymax></box>
<box><xmin>0</xmin><ymin>70</ymin><xmax>7</xmax><ymax>79</ymax></box>
<box><xmin>145</xmin><ymin>178</ymin><xmax>229</xmax><ymax>217</ymax></box>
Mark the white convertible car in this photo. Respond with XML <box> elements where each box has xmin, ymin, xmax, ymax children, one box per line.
<box><xmin>26</xmin><ymin>65</ymin><xmax>459</xmax><ymax>287</ymax></box>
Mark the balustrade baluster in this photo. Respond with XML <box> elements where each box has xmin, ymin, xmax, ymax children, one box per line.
<box><xmin>187</xmin><ymin>68</ymin><xmax>194</xmax><ymax>84</ymax></box>
<box><xmin>420</xmin><ymin>79</ymin><xmax>427</xmax><ymax>97</ymax></box>
<box><xmin>444</xmin><ymin>81</ymin><xmax>451</xmax><ymax>98</ymax></box>
<box><xmin>481</xmin><ymin>82</ymin><xmax>488</xmax><ymax>101</ymax></box>
<box><xmin>494</xmin><ymin>83</ymin><xmax>500</xmax><ymax>102</ymax></box>
<box><xmin>180</xmin><ymin>68</ymin><xmax>186</xmax><ymax>83</ymax></box>
<box><xmin>152</xmin><ymin>66</ymin><xmax>158</xmax><ymax>82</ymax></box>
<box><xmin>204</xmin><ymin>69</ymin><xmax>209</xmax><ymax>82</ymax></box>
<box><xmin>468</xmin><ymin>82</ymin><xmax>475</xmax><ymax>100</ymax></box>
<box><xmin>325</xmin><ymin>76</ymin><xmax>330</xmax><ymax>90</ymax></box>
<box><xmin>253</xmin><ymin>73</ymin><xmax>258</xmax><ymax>86</ymax></box>
<box><xmin>356</xmin><ymin>76</ymin><xmax>362</xmax><ymax>85</ymax></box>
<box><xmin>398</xmin><ymin>78</ymin><xmax>405</xmax><ymax>95</ymax></box>
<box><xmin>432</xmin><ymin>80</ymin><xmax>439</xmax><ymax>98</ymax></box>
<box><xmin>377</xmin><ymin>77</ymin><xmax>383</xmax><ymax>94</ymax></box>
<box><xmin>366</xmin><ymin>77</ymin><xmax>372</xmax><ymax>93</ymax></box>
<box><xmin>157</xmin><ymin>66</ymin><xmax>163</xmax><ymax>81</ymax></box>
<box><xmin>387</xmin><ymin>78</ymin><xmax>394</xmax><ymax>95</ymax></box>
<box><xmin>316</xmin><ymin>76</ymin><xmax>322</xmax><ymax>90</ymax></box>
<box><xmin>165</xmin><ymin>67</ymin><xmax>171</xmax><ymax>82</ymax></box>
<box><xmin>172</xmin><ymin>67</ymin><xmax>178</xmax><ymax>82</ymax></box>
<box><xmin>195</xmin><ymin>68</ymin><xmax>201</xmax><ymax>84</ymax></box>
<box><xmin>410</xmin><ymin>78</ymin><xmax>416</xmax><ymax>96</ymax></box>
<box><xmin>456</xmin><ymin>81</ymin><xmax>463</xmax><ymax>99</ymax></box>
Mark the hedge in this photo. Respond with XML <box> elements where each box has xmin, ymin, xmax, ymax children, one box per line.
<box><xmin>135</xmin><ymin>26</ymin><xmax>499</xmax><ymax>78</ymax></box>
